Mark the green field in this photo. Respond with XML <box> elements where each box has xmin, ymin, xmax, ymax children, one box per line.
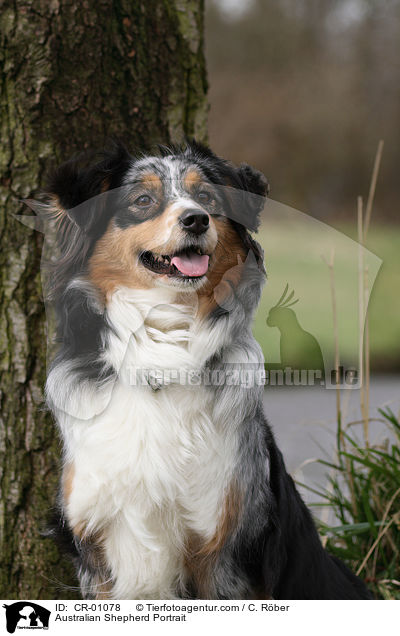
<box><xmin>352</xmin><ymin>224</ymin><xmax>400</xmax><ymax>371</ymax></box>
<box><xmin>252</xmin><ymin>208</ymin><xmax>400</xmax><ymax>373</ymax></box>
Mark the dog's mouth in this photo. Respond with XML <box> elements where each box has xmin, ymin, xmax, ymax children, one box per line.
<box><xmin>140</xmin><ymin>248</ymin><xmax>210</xmax><ymax>279</ymax></box>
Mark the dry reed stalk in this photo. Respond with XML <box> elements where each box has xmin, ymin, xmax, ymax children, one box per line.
<box><xmin>322</xmin><ymin>249</ymin><xmax>341</xmax><ymax>426</ymax></box>
<box><xmin>357</xmin><ymin>196</ymin><xmax>369</xmax><ymax>442</ymax></box>
<box><xmin>364</xmin><ymin>265</ymin><xmax>370</xmax><ymax>443</ymax></box>
<box><xmin>358</xmin><ymin>140</ymin><xmax>384</xmax><ymax>445</ymax></box>
<box><xmin>322</xmin><ymin>250</ymin><xmax>358</xmax><ymax>514</ymax></box>
<box><xmin>364</xmin><ymin>139</ymin><xmax>384</xmax><ymax>242</ymax></box>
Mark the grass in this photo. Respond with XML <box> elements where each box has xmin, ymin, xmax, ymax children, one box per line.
<box><xmin>252</xmin><ymin>212</ymin><xmax>400</xmax><ymax>374</ymax></box>
<box><xmin>338</xmin><ymin>223</ymin><xmax>400</xmax><ymax>372</ymax></box>
<box><xmin>312</xmin><ymin>406</ymin><xmax>400</xmax><ymax>599</ymax></box>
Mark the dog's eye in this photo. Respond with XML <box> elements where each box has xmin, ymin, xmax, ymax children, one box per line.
<box><xmin>197</xmin><ymin>190</ymin><xmax>212</xmax><ymax>204</ymax></box>
<box><xmin>134</xmin><ymin>194</ymin><xmax>153</xmax><ymax>207</ymax></box>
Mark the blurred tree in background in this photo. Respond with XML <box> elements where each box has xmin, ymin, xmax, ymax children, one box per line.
<box><xmin>206</xmin><ymin>0</ymin><xmax>400</xmax><ymax>221</ymax></box>
<box><xmin>0</xmin><ymin>0</ymin><xmax>207</xmax><ymax>598</ymax></box>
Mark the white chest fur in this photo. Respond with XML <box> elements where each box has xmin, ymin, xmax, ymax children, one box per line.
<box><xmin>56</xmin><ymin>287</ymin><xmax>239</xmax><ymax>598</ymax></box>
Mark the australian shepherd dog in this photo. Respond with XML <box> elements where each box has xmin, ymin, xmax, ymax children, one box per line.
<box><xmin>43</xmin><ymin>140</ymin><xmax>370</xmax><ymax>599</ymax></box>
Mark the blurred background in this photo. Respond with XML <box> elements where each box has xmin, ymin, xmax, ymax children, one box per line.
<box><xmin>205</xmin><ymin>0</ymin><xmax>400</xmax><ymax>374</ymax></box>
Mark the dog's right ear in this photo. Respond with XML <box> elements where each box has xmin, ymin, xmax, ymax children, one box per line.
<box><xmin>46</xmin><ymin>143</ymin><xmax>132</xmax><ymax>235</ymax></box>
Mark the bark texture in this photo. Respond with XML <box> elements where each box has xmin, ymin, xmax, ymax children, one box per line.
<box><xmin>0</xmin><ymin>0</ymin><xmax>208</xmax><ymax>598</ymax></box>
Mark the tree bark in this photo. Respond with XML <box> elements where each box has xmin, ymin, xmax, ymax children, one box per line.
<box><xmin>0</xmin><ymin>0</ymin><xmax>208</xmax><ymax>599</ymax></box>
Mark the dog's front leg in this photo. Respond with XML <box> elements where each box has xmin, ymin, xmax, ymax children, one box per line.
<box><xmin>60</xmin><ymin>462</ymin><xmax>113</xmax><ymax>599</ymax></box>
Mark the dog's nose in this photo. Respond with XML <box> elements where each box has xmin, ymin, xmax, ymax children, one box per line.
<box><xmin>179</xmin><ymin>209</ymin><xmax>210</xmax><ymax>235</ymax></box>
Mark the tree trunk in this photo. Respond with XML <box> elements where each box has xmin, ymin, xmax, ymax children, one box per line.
<box><xmin>0</xmin><ymin>0</ymin><xmax>208</xmax><ymax>599</ymax></box>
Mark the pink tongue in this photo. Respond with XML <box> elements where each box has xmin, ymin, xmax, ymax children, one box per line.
<box><xmin>171</xmin><ymin>253</ymin><xmax>209</xmax><ymax>277</ymax></box>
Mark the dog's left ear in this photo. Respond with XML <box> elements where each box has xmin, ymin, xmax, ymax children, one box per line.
<box><xmin>222</xmin><ymin>160</ymin><xmax>270</xmax><ymax>267</ymax></box>
<box><xmin>223</xmin><ymin>162</ymin><xmax>269</xmax><ymax>268</ymax></box>
<box><xmin>236</xmin><ymin>163</ymin><xmax>270</xmax><ymax>197</ymax></box>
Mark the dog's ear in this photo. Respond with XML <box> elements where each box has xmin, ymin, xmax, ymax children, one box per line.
<box><xmin>226</xmin><ymin>163</ymin><xmax>269</xmax><ymax>236</ymax></box>
<box><xmin>234</xmin><ymin>163</ymin><xmax>270</xmax><ymax>219</ymax></box>
<box><xmin>226</xmin><ymin>163</ymin><xmax>268</xmax><ymax>267</ymax></box>
<box><xmin>46</xmin><ymin>142</ymin><xmax>131</xmax><ymax>236</ymax></box>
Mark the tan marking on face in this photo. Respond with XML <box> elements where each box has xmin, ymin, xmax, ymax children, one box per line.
<box><xmin>184</xmin><ymin>483</ymin><xmax>241</xmax><ymax>597</ymax></box>
<box><xmin>88</xmin><ymin>219</ymin><xmax>153</xmax><ymax>298</ymax></box>
<box><xmin>137</xmin><ymin>172</ymin><xmax>163</xmax><ymax>194</ymax></box>
<box><xmin>88</xmin><ymin>210</ymin><xmax>218</xmax><ymax>299</ymax></box>
<box><xmin>184</xmin><ymin>170</ymin><xmax>203</xmax><ymax>189</ymax></box>
<box><xmin>197</xmin><ymin>218</ymin><xmax>247</xmax><ymax>318</ymax></box>
<box><xmin>124</xmin><ymin>172</ymin><xmax>163</xmax><ymax>212</ymax></box>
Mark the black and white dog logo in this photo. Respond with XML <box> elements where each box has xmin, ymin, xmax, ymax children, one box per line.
<box><xmin>2</xmin><ymin>603</ymin><xmax>50</xmax><ymax>634</ymax></box>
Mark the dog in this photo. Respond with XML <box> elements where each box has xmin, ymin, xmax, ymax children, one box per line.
<box><xmin>43</xmin><ymin>140</ymin><xmax>371</xmax><ymax>599</ymax></box>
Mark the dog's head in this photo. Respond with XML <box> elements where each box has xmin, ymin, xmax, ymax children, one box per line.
<box><xmin>45</xmin><ymin>140</ymin><xmax>269</xmax><ymax>300</ymax></box>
